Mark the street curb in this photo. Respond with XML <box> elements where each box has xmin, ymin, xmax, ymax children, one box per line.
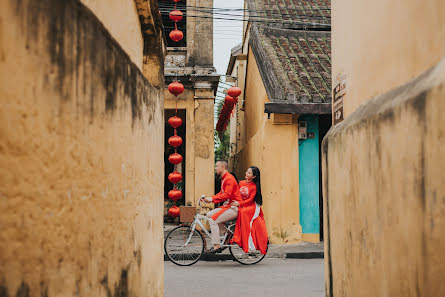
<box><xmin>164</xmin><ymin>252</ymin><xmax>324</xmax><ymax>262</ymax></box>
<box><xmin>285</xmin><ymin>252</ymin><xmax>324</xmax><ymax>259</ymax></box>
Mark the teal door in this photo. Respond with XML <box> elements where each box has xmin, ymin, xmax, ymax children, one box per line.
<box><xmin>298</xmin><ymin>115</ymin><xmax>320</xmax><ymax>235</ymax></box>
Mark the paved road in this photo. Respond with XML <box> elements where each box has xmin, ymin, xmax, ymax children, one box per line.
<box><xmin>165</xmin><ymin>258</ymin><xmax>324</xmax><ymax>297</ymax></box>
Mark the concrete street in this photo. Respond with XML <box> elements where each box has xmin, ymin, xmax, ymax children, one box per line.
<box><xmin>165</xmin><ymin>258</ymin><xmax>324</xmax><ymax>297</ymax></box>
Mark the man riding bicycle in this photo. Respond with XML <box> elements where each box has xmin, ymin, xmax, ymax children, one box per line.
<box><xmin>201</xmin><ymin>160</ymin><xmax>242</xmax><ymax>253</ymax></box>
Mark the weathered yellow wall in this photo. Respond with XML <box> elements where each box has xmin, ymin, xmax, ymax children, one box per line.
<box><xmin>186</xmin><ymin>0</ymin><xmax>213</xmax><ymax>66</ymax></box>
<box><xmin>164</xmin><ymin>89</ymin><xmax>215</xmax><ymax>207</ymax></box>
<box><xmin>323</xmin><ymin>59</ymin><xmax>445</xmax><ymax>297</ymax></box>
<box><xmin>80</xmin><ymin>0</ymin><xmax>144</xmax><ymax>70</ymax></box>
<box><xmin>333</xmin><ymin>0</ymin><xmax>445</xmax><ymax>117</ymax></box>
<box><xmin>0</xmin><ymin>0</ymin><xmax>164</xmax><ymax>296</ymax></box>
<box><xmin>325</xmin><ymin>0</ymin><xmax>445</xmax><ymax>295</ymax></box>
<box><xmin>235</xmin><ymin>49</ymin><xmax>301</xmax><ymax>244</ymax></box>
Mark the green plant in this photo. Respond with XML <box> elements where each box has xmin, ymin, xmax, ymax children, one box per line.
<box><xmin>214</xmin><ymin>129</ymin><xmax>230</xmax><ymax>161</ymax></box>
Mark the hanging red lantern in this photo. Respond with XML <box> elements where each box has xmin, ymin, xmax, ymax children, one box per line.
<box><xmin>168</xmin><ymin>171</ymin><xmax>183</xmax><ymax>184</ymax></box>
<box><xmin>169</xmin><ymin>29</ymin><xmax>184</xmax><ymax>43</ymax></box>
<box><xmin>225</xmin><ymin>95</ymin><xmax>236</xmax><ymax>106</ymax></box>
<box><xmin>168</xmin><ymin>81</ymin><xmax>185</xmax><ymax>97</ymax></box>
<box><xmin>169</xmin><ymin>10</ymin><xmax>183</xmax><ymax>22</ymax></box>
<box><xmin>168</xmin><ymin>116</ymin><xmax>182</xmax><ymax>129</ymax></box>
<box><xmin>168</xmin><ymin>153</ymin><xmax>183</xmax><ymax>165</ymax></box>
<box><xmin>168</xmin><ymin>135</ymin><xmax>183</xmax><ymax>147</ymax></box>
<box><xmin>168</xmin><ymin>189</ymin><xmax>182</xmax><ymax>201</ymax></box>
<box><xmin>228</xmin><ymin>86</ymin><xmax>242</xmax><ymax>98</ymax></box>
<box><xmin>168</xmin><ymin>206</ymin><xmax>180</xmax><ymax>218</ymax></box>
<box><xmin>173</xmin><ymin>0</ymin><xmax>181</xmax><ymax>2</ymax></box>
<box><xmin>220</xmin><ymin>105</ymin><xmax>231</xmax><ymax>115</ymax></box>
<box><xmin>224</xmin><ymin>95</ymin><xmax>235</xmax><ymax>106</ymax></box>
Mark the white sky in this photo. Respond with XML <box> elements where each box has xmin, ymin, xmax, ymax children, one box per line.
<box><xmin>213</xmin><ymin>0</ymin><xmax>245</xmax><ymax>74</ymax></box>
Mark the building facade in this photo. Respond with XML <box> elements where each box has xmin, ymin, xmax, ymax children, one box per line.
<box><xmin>323</xmin><ymin>0</ymin><xmax>445</xmax><ymax>296</ymax></box>
<box><xmin>226</xmin><ymin>0</ymin><xmax>331</xmax><ymax>243</ymax></box>
<box><xmin>0</xmin><ymin>0</ymin><xmax>166</xmax><ymax>296</ymax></box>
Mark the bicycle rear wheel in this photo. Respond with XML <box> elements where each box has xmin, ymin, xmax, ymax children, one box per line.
<box><xmin>228</xmin><ymin>233</ymin><xmax>268</xmax><ymax>265</ymax></box>
<box><xmin>164</xmin><ymin>226</ymin><xmax>204</xmax><ymax>266</ymax></box>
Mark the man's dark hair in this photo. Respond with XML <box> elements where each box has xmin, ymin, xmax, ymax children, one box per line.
<box><xmin>216</xmin><ymin>160</ymin><xmax>228</xmax><ymax>169</ymax></box>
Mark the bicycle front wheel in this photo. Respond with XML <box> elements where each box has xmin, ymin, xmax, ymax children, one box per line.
<box><xmin>164</xmin><ymin>226</ymin><xmax>204</xmax><ymax>266</ymax></box>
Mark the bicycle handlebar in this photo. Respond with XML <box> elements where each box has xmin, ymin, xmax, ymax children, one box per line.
<box><xmin>198</xmin><ymin>194</ymin><xmax>206</xmax><ymax>207</ymax></box>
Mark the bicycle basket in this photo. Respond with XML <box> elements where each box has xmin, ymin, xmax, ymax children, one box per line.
<box><xmin>179</xmin><ymin>206</ymin><xmax>196</xmax><ymax>223</ymax></box>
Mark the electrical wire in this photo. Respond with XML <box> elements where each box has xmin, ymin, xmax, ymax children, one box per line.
<box><xmin>159</xmin><ymin>9</ymin><xmax>330</xmax><ymax>20</ymax></box>
<box><xmin>157</xmin><ymin>4</ymin><xmax>331</xmax><ymax>19</ymax></box>
<box><xmin>157</xmin><ymin>3</ymin><xmax>331</xmax><ymax>12</ymax></box>
<box><xmin>160</xmin><ymin>14</ymin><xmax>329</xmax><ymax>25</ymax></box>
<box><xmin>159</xmin><ymin>11</ymin><xmax>330</xmax><ymax>22</ymax></box>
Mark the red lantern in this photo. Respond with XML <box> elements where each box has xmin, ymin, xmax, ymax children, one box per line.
<box><xmin>168</xmin><ymin>116</ymin><xmax>182</xmax><ymax>129</ymax></box>
<box><xmin>220</xmin><ymin>105</ymin><xmax>231</xmax><ymax>115</ymax></box>
<box><xmin>168</xmin><ymin>189</ymin><xmax>182</xmax><ymax>201</ymax></box>
<box><xmin>224</xmin><ymin>95</ymin><xmax>236</xmax><ymax>106</ymax></box>
<box><xmin>168</xmin><ymin>81</ymin><xmax>185</xmax><ymax>97</ymax></box>
<box><xmin>168</xmin><ymin>153</ymin><xmax>183</xmax><ymax>165</ymax></box>
<box><xmin>169</xmin><ymin>29</ymin><xmax>184</xmax><ymax>43</ymax></box>
<box><xmin>168</xmin><ymin>206</ymin><xmax>180</xmax><ymax>218</ymax></box>
<box><xmin>169</xmin><ymin>10</ymin><xmax>183</xmax><ymax>22</ymax></box>
<box><xmin>228</xmin><ymin>86</ymin><xmax>241</xmax><ymax>98</ymax></box>
<box><xmin>168</xmin><ymin>171</ymin><xmax>183</xmax><ymax>184</ymax></box>
<box><xmin>173</xmin><ymin>0</ymin><xmax>181</xmax><ymax>2</ymax></box>
<box><xmin>168</xmin><ymin>135</ymin><xmax>183</xmax><ymax>147</ymax></box>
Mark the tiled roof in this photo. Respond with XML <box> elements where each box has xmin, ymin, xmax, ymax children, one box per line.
<box><xmin>248</xmin><ymin>0</ymin><xmax>331</xmax><ymax>27</ymax></box>
<box><xmin>246</xmin><ymin>0</ymin><xmax>331</xmax><ymax>104</ymax></box>
<box><xmin>250</xmin><ymin>27</ymin><xmax>331</xmax><ymax>103</ymax></box>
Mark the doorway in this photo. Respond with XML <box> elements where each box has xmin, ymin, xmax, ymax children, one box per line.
<box><xmin>318</xmin><ymin>114</ymin><xmax>332</xmax><ymax>241</ymax></box>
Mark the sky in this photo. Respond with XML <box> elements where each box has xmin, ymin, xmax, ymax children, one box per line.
<box><xmin>213</xmin><ymin>0</ymin><xmax>245</xmax><ymax>75</ymax></box>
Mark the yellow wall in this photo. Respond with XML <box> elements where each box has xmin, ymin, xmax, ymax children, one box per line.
<box><xmin>164</xmin><ymin>88</ymin><xmax>215</xmax><ymax>207</ymax></box>
<box><xmin>333</xmin><ymin>0</ymin><xmax>445</xmax><ymax>117</ymax></box>
<box><xmin>80</xmin><ymin>0</ymin><xmax>144</xmax><ymax>70</ymax></box>
<box><xmin>0</xmin><ymin>0</ymin><xmax>164</xmax><ymax>296</ymax></box>
<box><xmin>234</xmin><ymin>48</ymin><xmax>302</xmax><ymax>244</ymax></box>
<box><xmin>325</xmin><ymin>0</ymin><xmax>445</xmax><ymax>295</ymax></box>
<box><xmin>186</xmin><ymin>0</ymin><xmax>213</xmax><ymax>66</ymax></box>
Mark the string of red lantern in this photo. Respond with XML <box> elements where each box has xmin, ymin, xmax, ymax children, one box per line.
<box><xmin>167</xmin><ymin>0</ymin><xmax>185</xmax><ymax>218</ymax></box>
<box><xmin>216</xmin><ymin>86</ymin><xmax>242</xmax><ymax>132</ymax></box>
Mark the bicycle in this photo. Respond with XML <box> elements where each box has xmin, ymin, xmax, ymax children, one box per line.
<box><xmin>164</xmin><ymin>196</ymin><xmax>268</xmax><ymax>266</ymax></box>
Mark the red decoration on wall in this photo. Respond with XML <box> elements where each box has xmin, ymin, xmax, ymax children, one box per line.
<box><xmin>169</xmin><ymin>10</ymin><xmax>183</xmax><ymax>22</ymax></box>
<box><xmin>216</xmin><ymin>86</ymin><xmax>242</xmax><ymax>132</ymax></box>
<box><xmin>224</xmin><ymin>95</ymin><xmax>236</xmax><ymax>107</ymax></box>
<box><xmin>168</xmin><ymin>116</ymin><xmax>182</xmax><ymax>128</ymax></box>
<box><xmin>168</xmin><ymin>153</ymin><xmax>183</xmax><ymax>165</ymax></box>
<box><xmin>228</xmin><ymin>87</ymin><xmax>242</xmax><ymax>98</ymax></box>
<box><xmin>168</xmin><ymin>81</ymin><xmax>185</xmax><ymax>97</ymax></box>
<box><xmin>168</xmin><ymin>189</ymin><xmax>183</xmax><ymax>201</ymax></box>
<box><xmin>167</xmin><ymin>0</ymin><xmax>185</xmax><ymax>215</ymax></box>
<box><xmin>168</xmin><ymin>171</ymin><xmax>183</xmax><ymax>184</ymax></box>
<box><xmin>169</xmin><ymin>29</ymin><xmax>184</xmax><ymax>43</ymax></box>
<box><xmin>168</xmin><ymin>135</ymin><xmax>183</xmax><ymax>147</ymax></box>
<box><xmin>168</xmin><ymin>206</ymin><xmax>180</xmax><ymax>218</ymax></box>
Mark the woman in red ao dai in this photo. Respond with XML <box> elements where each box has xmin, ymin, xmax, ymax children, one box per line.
<box><xmin>231</xmin><ymin>166</ymin><xmax>268</xmax><ymax>254</ymax></box>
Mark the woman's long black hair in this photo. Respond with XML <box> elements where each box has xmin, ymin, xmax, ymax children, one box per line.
<box><xmin>249</xmin><ymin>166</ymin><xmax>263</xmax><ymax>206</ymax></box>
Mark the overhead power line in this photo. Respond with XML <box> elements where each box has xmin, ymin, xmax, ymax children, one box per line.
<box><xmin>158</xmin><ymin>3</ymin><xmax>331</xmax><ymax>12</ymax></box>
<box><xmin>160</xmin><ymin>13</ymin><xmax>330</xmax><ymax>25</ymax></box>
<box><xmin>158</xmin><ymin>8</ymin><xmax>330</xmax><ymax>19</ymax></box>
